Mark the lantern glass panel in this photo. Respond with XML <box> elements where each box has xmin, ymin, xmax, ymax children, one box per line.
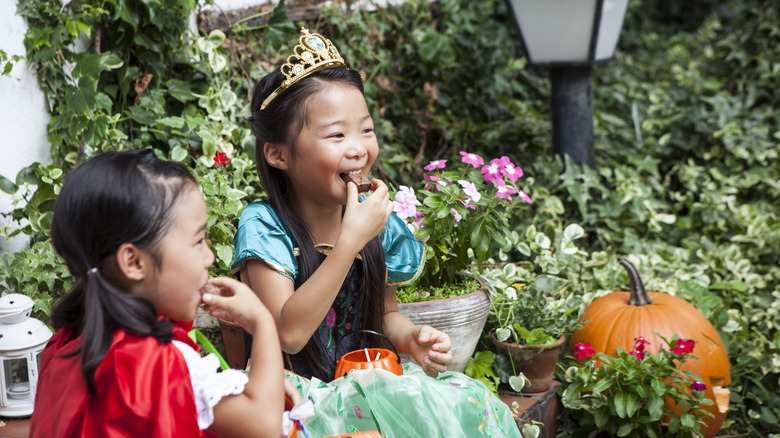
<box><xmin>3</xmin><ymin>358</ymin><xmax>31</xmax><ymax>402</ymax></box>
<box><xmin>509</xmin><ymin>0</ymin><xmax>596</xmax><ymax>64</ymax></box>
<box><xmin>594</xmin><ymin>0</ymin><xmax>630</xmax><ymax>61</ymax></box>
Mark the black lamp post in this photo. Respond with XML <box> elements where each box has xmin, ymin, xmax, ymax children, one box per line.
<box><xmin>504</xmin><ymin>0</ymin><xmax>631</xmax><ymax>167</ymax></box>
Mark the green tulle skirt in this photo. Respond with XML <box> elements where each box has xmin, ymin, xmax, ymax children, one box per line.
<box><xmin>286</xmin><ymin>363</ymin><xmax>522</xmax><ymax>438</ymax></box>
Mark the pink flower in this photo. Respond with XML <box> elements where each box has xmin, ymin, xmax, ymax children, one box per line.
<box><xmin>451</xmin><ymin>208</ymin><xmax>461</xmax><ymax>225</ymax></box>
<box><xmin>671</xmin><ymin>338</ymin><xmax>696</xmax><ymax>355</ymax></box>
<box><xmin>496</xmin><ymin>185</ymin><xmax>515</xmax><ymax>199</ymax></box>
<box><xmin>457</xmin><ymin>179</ymin><xmax>481</xmax><ymax>203</ymax></box>
<box><xmin>424</xmin><ymin>160</ymin><xmax>447</xmax><ymax>171</ymax></box>
<box><xmin>501</xmin><ymin>161</ymin><xmax>523</xmax><ymax>182</ymax></box>
<box><xmin>459</xmin><ymin>199</ymin><xmax>476</xmax><ymax>210</ymax></box>
<box><xmin>574</xmin><ymin>343</ymin><xmax>595</xmax><ymax>360</ymax></box>
<box><xmin>634</xmin><ymin>337</ymin><xmax>650</xmax><ymax>351</ymax></box>
<box><xmin>354</xmin><ymin>405</ymin><xmax>363</xmax><ymax>419</ymax></box>
<box><xmin>630</xmin><ymin>336</ymin><xmax>650</xmax><ymax>359</ymax></box>
<box><xmin>516</xmin><ymin>188</ymin><xmax>532</xmax><ymax>204</ymax></box>
<box><xmin>691</xmin><ymin>381</ymin><xmax>707</xmax><ymax>392</ymax></box>
<box><xmin>481</xmin><ymin>158</ymin><xmax>503</xmax><ymax>184</ymax></box>
<box><xmin>393</xmin><ymin>186</ymin><xmax>421</xmax><ymax>220</ymax></box>
<box><xmin>460</xmin><ymin>151</ymin><xmax>484</xmax><ymax>168</ymax></box>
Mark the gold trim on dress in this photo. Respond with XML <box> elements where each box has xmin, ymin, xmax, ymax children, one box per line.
<box><xmin>230</xmin><ymin>257</ymin><xmax>295</xmax><ymax>280</ymax></box>
<box><xmin>386</xmin><ymin>246</ymin><xmax>426</xmax><ymax>287</ymax></box>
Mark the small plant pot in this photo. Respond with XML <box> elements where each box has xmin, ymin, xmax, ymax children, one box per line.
<box><xmin>217</xmin><ymin>318</ymin><xmax>246</xmax><ymax>370</ymax></box>
<box><xmin>491</xmin><ymin>333</ymin><xmax>565</xmax><ymax>394</ymax></box>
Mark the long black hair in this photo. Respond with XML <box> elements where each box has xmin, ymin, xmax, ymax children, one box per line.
<box><xmin>250</xmin><ymin>66</ymin><xmax>388</xmax><ymax>380</ymax></box>
<box><xmin>50</xmin><ymin>149</ymin><xmax>197</xmax><ymax>395</ymax></box>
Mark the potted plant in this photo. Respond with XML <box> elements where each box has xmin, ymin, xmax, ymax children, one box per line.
<box><xmin>559</xmin><ymin>334</ymin><xmax>715</xmax><ymax>437</ymax></box>
<box><xmin>479</xmin><ymin>223</ymin><xmax>590</xmax><ymax>393</ymax></box>
<box><xmin>391</xmin><ymin>152</ymin><xmax>533</xmax><ymax>372</ymax></box>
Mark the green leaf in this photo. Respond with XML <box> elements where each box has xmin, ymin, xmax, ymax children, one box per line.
<box><xmin>613</xmin><ymin>391</ymin><xmax>626</xmax><ymax>418</ymax></box>
<box><xmin>646</xmin><ymin>395</ymin><xmax>664</xmax><ymax>420</ymax></box>
<box><xmin>263</xmin><ymin>2</ymin><xmax>296</xmax><ymax>52</ymax></box>
<box><xmin>616</xmin><ymin>422</ymin><xmax>635</xmax><ymax>437</ymax></box>
<box><xmin>65</xmin><ymin>19</ymin><xmax>91</xmax><ymax>39</ymax></box>
<box><xmin>0</xmin><ymin>174</ymin><xmax>17</xmax><ymax>194</ymax></box>
<box><xmin>114</xmin><ymin>1</ymin><xmax>140</xmax><ymax>29</ymax></box>
<box><xmin>594</xmin><ymin>405</ymin><xmax>610</xmax><ymax>428</ymax></box>
<box><xmin>563</xmin><ymin>223</ymin><xmax>585</xmax><ymax>241</ymax></box>
<box><xmin>680</xmin><ymin>413</ymin><xmax>696</xmax><ymax>429</ymax></box>
<box><xmin>15</xmin><ymin>166</ymin><xmax>39</xmax><ymax>186</ymax></box>
<box><xmin>171</xmin><ymin>146</ymin><xmax>188</xmax><ymax>162</ymax></box>
<box><xmin>166</xmin><ymin>79</ymin><xmax>195</xmax><ymax>103</ymax></box>
<box><xmin>103</xmin><ymin>53</ymin><xmax>123</xmax><ymax>70</ymax></box>
<box><xmin>65</xmin><ymin>80</ymin><xmax>98</xmax><ymax>113</ymax></box>
<box><xmin>625</xmin><ymin>392</ymin><xmax>640</xmax><ymax>417</ymax></box>
<box><xmin>508</xmin><ymin>375</ymin><xmax>528</xmax><ymax>392</ymax></box>
<box><xmin>650</xmin><ymin>377</ymin><xmax>666</xmax><ymax>396</ymax></box>
<box><xmin>72</xmin><ymin>54</ymin><xmax>103</xmax><ymax>80</ymax></box>
<box><xmin>210</xmin><ymin>53</ymin><xmax>228</xmax><ymax>73</ymax></box>
<box><xmin>591</xmin><ymin>377</ymin><xmax>614</xmax><ymax>394</ymax></box>
<box><xmin>156</xmin><ymin>117</ymin><xmax>186</xmax><ymax>129</ymax></box>
<box><xmin>215</xmin><ymin>244</ymin><xmax>233</xmax><ymax>266</ymax></box>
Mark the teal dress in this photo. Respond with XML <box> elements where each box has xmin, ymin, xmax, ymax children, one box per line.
<box><xmin>232</xmin><ymin>201</ymin><xmax>521</xmax><ymax>437</ymax></box>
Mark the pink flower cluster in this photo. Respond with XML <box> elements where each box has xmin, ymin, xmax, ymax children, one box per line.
<box><xmin>670</xmin><ymin>338</ymin><xmax>696</xmax><ymax>355</ymax></box>
<box><xmin>574</xmin><ymin>342</ymin><xmax>596</xmax><ymax>360</ymax></box>
<box><xmin>573</xmin><ymin>337</ymin><xmax>704</xmax><ymax>392</ymax></box>
<box><xmin>459</xmin><ymin>152</ymin><xmax>531</xmax><ymax>203</ymax></box>
<box><xmin>393</xmin><ymin>151</ymin><xmax>531</xmax><ymax>235</ymax></box>
<box><xmin>629</xmin><ymin>336</ymin><xmax>650</xmax><ymax>360</ymax></box>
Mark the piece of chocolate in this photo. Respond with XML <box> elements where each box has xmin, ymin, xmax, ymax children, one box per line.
<box><xmin>341</xmin><ymin>173</ymin><xmax>371</xmax><ymax>193</ymax></box>
<box><xmin>200</xmin><ymin>284</ymin><xmax>221</xmax><ymax>296</ymax></box>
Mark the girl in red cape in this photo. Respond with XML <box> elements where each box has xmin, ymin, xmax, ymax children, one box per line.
<box><xmin>30</xmin><ymin>149</ymin><xmax>290</xmax><ymax>438</ymax></box>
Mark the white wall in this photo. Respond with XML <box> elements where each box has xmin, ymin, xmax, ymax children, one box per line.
<box><xmin>0</xmin><ymin>0</ymin><xmax>52</xmax><ymax>254</ymax></box>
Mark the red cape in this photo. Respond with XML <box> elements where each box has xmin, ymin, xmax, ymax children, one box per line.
<box><xmin>30</xmin><ymin>321</ymin><xmax>218</xmax><ymax>438</ymax></box>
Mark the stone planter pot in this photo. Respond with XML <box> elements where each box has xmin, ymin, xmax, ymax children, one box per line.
<box><xmin>398</xmin><ymin>287</ymin><xmax>491</xmax><ymax>373</ymax></box>
<box><xmin>490</xmin><ymin>333</ymin><xmax>565</xmax><ymax>393</ymax></box>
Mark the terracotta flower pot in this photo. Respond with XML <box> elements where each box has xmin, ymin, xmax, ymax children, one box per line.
<box><xmin>491</xmin><ymin>333</ymin><xmax>565</xmax><ymax>393</ymax></box>
<box><xmin>217</xmin><ymin>318</ymin><xmax>246</xmax><ymax>370</ymax></box>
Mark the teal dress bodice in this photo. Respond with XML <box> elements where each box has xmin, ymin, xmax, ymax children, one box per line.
<box><xmin>231</xmin><ymin>201</ymin><xmax>425</xmax><ymax>380</ymax></box>
<box><xmin>231</xmin><ymin>201</ymin><xmax>425</xmax><ymax>287</ymax></box>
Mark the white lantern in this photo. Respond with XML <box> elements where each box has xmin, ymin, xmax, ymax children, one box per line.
<box><xmin>504</xmin><ymin>0</ymin><xmax>631</xmax><ymax>66</ymax></box>
<box><xmin>0</xmin><ymin>293</ymin><xmax>52</xmax><ymax>417</ymax></box>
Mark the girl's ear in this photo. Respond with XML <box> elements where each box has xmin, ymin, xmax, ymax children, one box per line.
<box><xmin>114</xmin><ymin>243</ymin><xmax>149</xmax><ymax>281</ymax></box>
<box><xmin>264</xmin><ymin>142</ymin><xmax>289</xmax><ymax>170</ymax></box>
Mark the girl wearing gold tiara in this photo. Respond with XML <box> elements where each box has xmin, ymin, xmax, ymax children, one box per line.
<box><xmin>232</xmin><ymin>28</ymin><xmax>521</xmax><ymax>437</ymax></box>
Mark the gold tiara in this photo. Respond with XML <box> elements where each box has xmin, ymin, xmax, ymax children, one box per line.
<box><xmin>259</xmin><ymin>28</ymin><xmax>346</xmax><ymax>111</ymax></box>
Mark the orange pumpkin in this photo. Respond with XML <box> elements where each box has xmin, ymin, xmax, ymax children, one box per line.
<box><xmin>569</xmin><ymin>258</ymin><xmax>730</xmax><ymax>438</ymax></box>
<box><xmin>334</xmin><ymin>347</ymin><xmax>403</xmax><ymax>379</ymax></box>
<box><xmin>334</xmin><ymin>330</ymin><xmax>404</xmax><ymax>379</ymax></box>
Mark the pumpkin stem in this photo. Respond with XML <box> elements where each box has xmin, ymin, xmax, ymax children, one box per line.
<box><xmin>620</xmin><ymin>257</ymin><xmax>653</xmax><ymax>306</ymax></box>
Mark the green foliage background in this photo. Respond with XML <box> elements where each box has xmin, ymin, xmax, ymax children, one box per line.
<box><xmin>1</xmin><ymin>0</ymin><xmax>778</xmax><ymax>435</ymax></box>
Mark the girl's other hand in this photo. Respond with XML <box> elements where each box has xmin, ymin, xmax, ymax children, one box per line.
<box><xmin>284</xmin><ymin>378</ymin><xmax>302</xmax><ymax>405</ymax></box>
<box><xmin>340</xmin><ymin>179</ymin><xmax>393</xmax><ymax>250</ymax></box>
<box><xmin>409</xmin><ymin>325</ymin><xmax>452</xmax><ymax>378</ymax></box>
<box><xmin>201</xmin><ymin>277</ymin><xmax>269</xmax><ymax>334</ymax></box>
